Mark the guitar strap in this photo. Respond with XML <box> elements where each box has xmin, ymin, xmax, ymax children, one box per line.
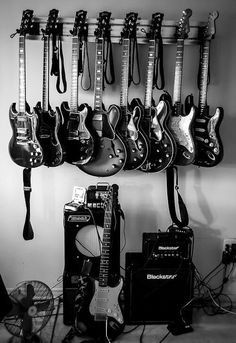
<box><xmin>79</xmin><ymin>40</ymin><xmax>92</xmax><ymax>91</ymax></box>
<box><xmin>153</xmin><ymin>36</ymin><xmax>165</xmax><ymax>90</ymax></box>
<box><xmin>166</xmin><ymin>166</ymin><xmax>189</xmax><ymax>228</ymax></box>
<box><xmin>51</xmin><ymin>33</ymin><xmax>67</xmax><ymax>94</ymax></box>
<box><xmin>23</xmin><ymin>168</ymin><xmax>34</xmax><ymax>240</ymax></box>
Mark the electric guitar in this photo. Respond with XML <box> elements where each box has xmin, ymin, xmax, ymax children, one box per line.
<box><xmin>9</xmin><ymin>10</ymin><xmax>43</xmax><ymax>168</ymax></box>
<box><xmin>168</xmin><ymin>9</ymin><xmax>196</xmax><ymax>166</ymax></box>
<box><xmin>79</xmin><ymin>12</ymin><xmax>127</xmax><ymax>177</ymax></box>
<box><xmin>34</xmin><ymin>9</ymin><xmax>64</xmax><ymax>167</ymax></box>
<box><xmin>132</xmin><ymin>12</ymin><xmax>176</xmax><ymax>172</ymax></box>
<box><xmin>117</xmin><ymin>12</ymin><xmax>149</xmax><ymax>170</ymax></box>
<box><xmin>193</xmin><ymin>11</ymin><xmax>224</xmax><ymax>167</ymax></box>
<box><xmin>60</xmin><ymin>10</ymin><xmax>94</xmax><ymax>165</ymax></box>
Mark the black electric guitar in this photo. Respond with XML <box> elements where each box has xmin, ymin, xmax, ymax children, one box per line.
<box><xmin>79</xmin><ymin>12</ymin><xmax>127</xmax><ymax>177</ymax></box>
<box><xmin>132</xmin><ymin>12</ymin><xmax>176</xmax><ymax>172</ymax></box>
<box><xmin>193</xmin><ymin>11</ymin><xmax>224</xmax><ymax>167</ymax></box>
<box><xmin>9</xmin><ymin>10</ymin><xmax>43</xmax><ymax>168</ymax></box>
<box><xmin>60</xmin><ymin>10</ymin><xmax>94</xmax><ymax>165</ymax></box>
<box><xmin>168</xmin><ymin>9</ymin><xmax>196</xmax><ymax>166</ymax></box>
<box><xmin>117</xmin><ymin>12</ymin><xmax>149</xmax><ymax>170</ymax></box>
<box><xmin>34</xmin><ymin>9</ymin><xmax>63</xmax><ymax>167</ymax></box>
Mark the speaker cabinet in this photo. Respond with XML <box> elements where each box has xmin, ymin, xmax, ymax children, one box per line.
<box><xmin>125</xmin><ymin>253</ymin><xmax>193</xmax><ymax>324</ymax></box>
<box><xmin>0</xmin><ymin>274</ymin><xmax>12</xmax><ymax>321</ymax></box>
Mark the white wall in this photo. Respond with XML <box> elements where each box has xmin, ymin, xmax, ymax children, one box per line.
<box><xmin>0</xmin><ymin>0</ymin><xmax>236</xmax><ymax>296</ymax></box>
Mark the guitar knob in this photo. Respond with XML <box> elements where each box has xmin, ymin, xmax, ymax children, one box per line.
<box><xmin>112</xmin><ymin>164</ymin><xmax>116</xmax><ymax>168</ymax></box>
<box><xmin>119</xmin><ymin>159</ymin><xmax>124</xmax><ymax>164</ymax></box>
<box><xmin>117</xmin><ymin>149</ymin><xmax>121</xmax><ymax>153</ymax></box>
<box><xmin>209</xmin><ymin>142</ymin><xmax>214</xmax><ymax>147</ymax></box>
<box><xmin>133</xmin><ymin>157</ymin><xmax>137</xmax><ymax>162</ymax></box>
<box><xmin>159</xmin><ymin>159</ymin><xmax>163</xmax><ymax>163</ymax></box>
<box><xmin>132</xmin><ymin>148</ymin><xmax>136</xmax><ymax>153</ymax></box>
<box><xmin>109</xmin><ymin>154</ymin><xmax>113</xmax><ymax>159</ymax></box>
<box><xmin>140</xmin><ymin>153</ymin><xmax>144</xmax><ymax>158</ymax></box>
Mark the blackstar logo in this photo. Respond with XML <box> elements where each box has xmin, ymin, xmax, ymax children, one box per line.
<box><xmin>68</xmin><ymin>215</ymin><xmax>91</xmax><ymax>222</ymax></box>
<box><xmin>158</xmin><ymin>246</ymin><xmax>179</xmax><ymax>250</ymax></box>
<box><xmin>147</xmin><ymin>274</ymin><xmax>178</xmax><ymax>280</ymax></box>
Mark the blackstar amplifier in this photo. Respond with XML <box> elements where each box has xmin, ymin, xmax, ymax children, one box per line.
<box><xmin>125</xmin><ymin>253</ymin><xmax>193</xmax><ymax>324</ymax></box>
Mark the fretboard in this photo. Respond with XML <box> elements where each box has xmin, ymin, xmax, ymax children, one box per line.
<box><xmin>70</xmin><ymin>36</ymin><xmax>79</xmax><ymax>112</ymax></box>
<box><xmin>173</xmin><ymin>39</ymin><xmax>184</xmax><ymax>106</ymax></box>
<box><xmin>120</xmin><ymin>38</ymin><xmax>130</xmax><ymax>112</ymax></box>
<box><xmin>198</xmin><ymin>40</ymin><xmax>210</xmax><ymax>115</ymax></box>
<box><xmin>144</xmin><ymin>39</ymin><xmax>156</xmax><ymax>109</ymax></box>
<box><xmin>19</xmin><ymin>35</ymin><xmax>26</xmax><ymax>114</ymax></box>
<box><xmin>94</xmin><ymin>38</ymin><xmax>104</xmax><ymax>112</ymax></box>
<box><xmin>42</xmin><ymin>35</ymin><xmax>50</xmax><ymax>112</ymax></box>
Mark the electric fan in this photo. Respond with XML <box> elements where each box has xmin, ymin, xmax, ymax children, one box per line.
<box><xmin>4</xmin><ymin>280</ymin><xmax>54</xmax><ymax>342</ymax></box>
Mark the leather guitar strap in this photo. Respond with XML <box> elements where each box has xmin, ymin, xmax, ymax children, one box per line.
<box><xmin>23</xmin><ymin>168</ymin><xmax>34</xmax><ymax>240</ymax></box>
<box><xmin>153</xmin><ymin>36</ymin><xmax>165</xmax><ymax>90</ymax></box>
<box><xmin>103</xmin><ymin>36</ymin><xmax>115</xmax><ymax>89</ymax></box>
<box><xmin>51</xmin><ymin>34</ymin><xmax>67</xmax><ymax>94</ymax></box>
<box><xmin>166</xmin><ymin>166</ymin><xmax>189</xmax><ymax>228</ymax></box>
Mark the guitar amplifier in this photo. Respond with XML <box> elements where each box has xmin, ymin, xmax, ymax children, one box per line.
<box><xmin>125</xmin><ymin>253</ymin><xmax>193</xmax><ymax>324</ymax></box>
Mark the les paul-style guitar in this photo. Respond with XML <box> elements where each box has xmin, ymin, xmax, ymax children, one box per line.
<box><xmin>117</xmin><ymin>12</ymin><xmax>149</xmax><ymax>170</ymax></box>
<box><xmin>79</xmin><ymin>11</ymin><xmax>127</xmax><ymax>177</ymax></box>
<box><xmin>60</xmin><ymin>10</ymin><xmax>94</xmax><ymax>165</ymax></box>
<box><xmin>132</xmin><ymin>12</ymin><xmax>176</xmax><ymax>173</ymax></box>
<box><xmin>9</xmin><ymin>10</ymin><xmax>43</xmax><ymax>168</ymax></box>
<box><xmin>34</xmin><ymin>9</ymin><xmax>63</xmax><ymax>167</ymax></box>
<box><xmin>193</xmin><ymin>11</ymin><xmax>224</xmax><ymax>167</ymax></box>
<box><xmin>168</xmin><ymin>9</ymin><xmax>196</xmax><ymax>166</ymax></box>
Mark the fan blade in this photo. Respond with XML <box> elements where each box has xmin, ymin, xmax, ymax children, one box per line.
<box><xmin>21</xmin><ymin>284</ymin><xmax>35</xmax><ymax>309</ymax></box>
<box><xmin>22</xmin><ymin>312</ymin><xmax>33</xmax><ymax>336</ymax></box>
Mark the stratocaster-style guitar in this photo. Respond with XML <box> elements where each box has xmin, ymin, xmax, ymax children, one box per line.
<box><xmin>193</xmin><ymin>11</ymin><xmax>224</xmax><ymax>167</ymax></box>
<box><xmin>132</xmin><ymin>12</ymin><xmax>176</xmax><ymax>173</ymax></box>
<box><xmin>60</xmin><ymin>10</ymin><xmax>94</xmax><ymax>165</ymax></box>
<box><xmin>117</xmin><ymin>12</ymin><xmax>149</xmax><ymax>170</ymax></box>
<box><xmin>79</xmin><ymin>12</ymin><xmax>127</xmax><ymax>177</ymax></box>
<box><xmin>34</xmin><ymin>9</ymin><xmax>63</xmax><ymax>167</ymax></box>
<box><xmin>168</xmin><ymin>9</ymin><xmax>196</xmax><ymax>166</ymax></box>
<box><xmin>9</xmin><ymin>10</ymin><xmax>43</xmax><ymax>168</ymax></box>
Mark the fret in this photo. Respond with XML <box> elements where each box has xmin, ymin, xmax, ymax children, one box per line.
<box><xmin>19</xmin><ymin>36</ymin><xmax>26</xmax><ymax>114</ymax></box>
<box><xmin>42</xmin><ymin>35</ymin><xmax>50</xmax><ymax>112</ymax></box>
<box><xmin>70</xmin><ymin>36</ymin><xmax>79</xmax><ymax>112</ymax></box>
<box><xmin>144</xmin><ymin>39</ymin><xmax>156</xmax><ymax>109</ymax></box>
<box><xmin>173</xmin><ymin>39</ymin><xmax>184</xmax><ymax>105</ymax></box>
<box><xmin>198</xmin><ymin>41</ymin><xmax>210</xmax><ymax>115</ymax></box>
<box><xmin>94</xmin><ymin>38</ymin><xmax>104</xmax><ymax>111</ymax></box>
<box><xmin>120</xmin><ymin>38</ymin><xmax>130</xmax><ymax>108</ymax></box>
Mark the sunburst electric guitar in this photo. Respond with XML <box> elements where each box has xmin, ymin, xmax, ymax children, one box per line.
<box><xmin>9</xmin><ymin>10</ymin><xmax>43</xmax><ymax>168</ymax></box>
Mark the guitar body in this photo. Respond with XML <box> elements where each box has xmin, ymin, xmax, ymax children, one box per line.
<box><xmin>9</xmin><ymin>102</ymin><xmax>43</xmax><ymax>168</ymax></box>
<box><xmin>60</xmin><ymin>102</ymin><xmax>94</xmax><ymax>165</ymax></box>
<box><xmin>79</xmin><ymin>105</ymin><xmax>126</xmax><ymax>177</ymax></box>
<box><xmin>34</xmin><ymin>102</ymin><xmax>63</xmax><ymax>167</ymax></box>
<box><xmin>168</xmin><ymin>105</ymin><xmax>196</xmax><ymax>165</ymax></box>
<box><xmin>193</xmin><ymin>106</ymin><xmax>224</xmax><ymax>167</ymax></box>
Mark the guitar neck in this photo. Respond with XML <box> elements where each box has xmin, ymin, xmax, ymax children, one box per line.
<box><xmin>144</xmin><ymin>39</ymin><xmax>156</xmax><ymax>109</ymax></box>
<box><xmin>198</xmin><ymin>40</ymin><xmax>210</xmax><ymax>115</ymax></box>
<box><xmin>42</xmin><ymin>35</ymin><xmax>50</xmax><ymax>112</ymax></box>
<box><xmin>173</xmin><ymin>39</ymin><xmax>185</xmax><ymax>107</ymax></box>
<box><xmin>94</xmin><ymin>37</ymin><xmax>104</xmax><ymax>112</ymax></box>
<box><xmin>19</xmin><ymin>35</ymin><xmax>26</xmax><ymax>114</ymax></box>
<box><xmin>70</xmin><ymin>36</ymin><xmax>79</xmax><ymax>112</ymax></box>
<box><xmin>120</xmin><ymin>38</ymin><xmax>130</xmax><ymax>113</ymax></box>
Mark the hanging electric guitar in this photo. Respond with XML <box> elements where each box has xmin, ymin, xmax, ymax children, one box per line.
<box><xmin>193</xmin><ymin>11</ymin><xmax>224</xmax><ymax>167</ymax></box>
<box><xmin>9</xmin><ymin>10</ymin><xmax>43</xmax><ymax>168</ymax></box>
<box><xmin>168</xmin><ymin>9</ymin><xmax>196</xmax><ymax>166</ymax></box>
<box><xmin>60</xmin><ymin>10</ymin><xmax>94</xmax><ymax>165</ymax></box>
<box><xmin>79</xmin><ymin>11</ymin><xmax>127</xmax><ymax>177</ymax></box>
<box><xmin>132</xmin><ymin>12</ymin><xmax>176</xmax><ymax>173</ymax></box>
<box><xmin>34</xmin><ymin>9</ymin><xmax>63</xmax><ymax>167</ymax></box>
<box><xmin>117</xmin><ymin>12</ymin><xmax>149</xmax><ymax>170</ymax></box>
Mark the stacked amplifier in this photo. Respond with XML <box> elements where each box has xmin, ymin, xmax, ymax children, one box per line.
<box><xmin>63</xmin><ymin>183</ymin><xmax>121</xmax><ymax>325</ymax></box>
<box><xmin>125</xmin><ymin>229</ymin><xmax>194</xmax><ymax>324</ymax></box>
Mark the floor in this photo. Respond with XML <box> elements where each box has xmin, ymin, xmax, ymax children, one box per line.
<box><xmin>1</xmin><ymin>301</ymin><xmax>236</xmax><ymax>343</ymax></box>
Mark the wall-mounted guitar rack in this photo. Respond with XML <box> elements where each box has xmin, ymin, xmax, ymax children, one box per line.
<box><xmin>26</xmin><ymin>16</ymin><xmax>209</xmax><ymax>45</ymax></box>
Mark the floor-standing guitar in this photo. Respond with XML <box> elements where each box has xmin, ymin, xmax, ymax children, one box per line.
<box><xmin>117</xmin><ymin>12</ymin><xmax>149</xmax><ymax>170</ymax></box>
<box><xmin>132</xmin><ymin>12</ymin><xmax>176</xmax><ymax>173</ymax></box>
<box><xmin>60</xmin><ymin>10</ymin><xmax>94</xmax><ymax>165</ymax></box>
<box><xmin>9</xmin><ymin>10</ymin><xmax>43</xmax><ymax>168</ymax></box>
<box><xmin>168</xmin><ymin>9</ymin><xmax>196</xmax><ymax>166</ymax></box>
<box><xmin>79</xmin><ymin>12</ymin><xmax>127</xmax><ymax>177</ymax></box>
<box><xmin>193</xmin><ymin>11</ymin><xmax>224</xmax><ymax>167</ymax></box>
<box><xmin>34</xmin><ymin>9</ymin><xmax>63</xmax><ymax>167</ymax></box>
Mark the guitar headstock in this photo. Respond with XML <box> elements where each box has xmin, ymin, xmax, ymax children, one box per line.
<box><xmin>147</xmin><ymin>12</ymin><xmax>164</xmax><ymax>40</ymax></box>
<box><xmin>176</xmin><ymin>8</ymin><xmax>192</xmax><ymax>39</ymax></box>
<box><xmin>94</xmin><ymin>11</ymin><xmax>112</xmax><ymax>39</ymax></box>
<box><xmin>19</xmin><ymin>9</ymin><xmax>34</xmax><ymax>36</ymax></box>
<box><xmin>203</xmin><ymin>11</ymin><xmax>219</xmax><ymax>40</ymax></box>
<box><xmin>70</xmin><ymin>10</ymin><xmax>88</xmax><ymax>37</ymax></box>
<box><xmin>121</xmin><ymin>12</ymin><xmax>139</xmax><ymax>39</ymax></box>
<box><xmin>43</xmin><ymin>9</ymin><xmax>59</xmax><ymax>36</ymax></box>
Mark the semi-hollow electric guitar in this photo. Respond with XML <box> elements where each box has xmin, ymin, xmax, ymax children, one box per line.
<box><xmin>34</xmin><ymin>9</ymin><xmax>64</xmax><ymax>167</ymax></box>
<box><xmin>79</xmin><ymin>12</ymin><xmax>127</xmax><ymax>177</ymax></box>
<box><xmin>9</xmin><ymin>10</ymin><xmax>43</xmax><ymax>168</ymax></box>
<box><xmin>60</xmin><ymin>10</ymin><xmax>94</xmax><ymax>165</ymax></box>
<box><xmin>132</xmin><ymin>12</ymin><xmax>176</xmax><ymax>173</ymax></box>
<box><xmin>193</xmin><ymin>11</ymin><xmax>224</xmax><ymax>167</ymax></box>
<box><xmin>168</xmin><ymin>9</ymin><xmax>196</xmax><ymax>166</ymax></box>
<box><xmin>117</xmin><ymin>12</ymin><xmax>149</xmax><ymax>170</ymax></box>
